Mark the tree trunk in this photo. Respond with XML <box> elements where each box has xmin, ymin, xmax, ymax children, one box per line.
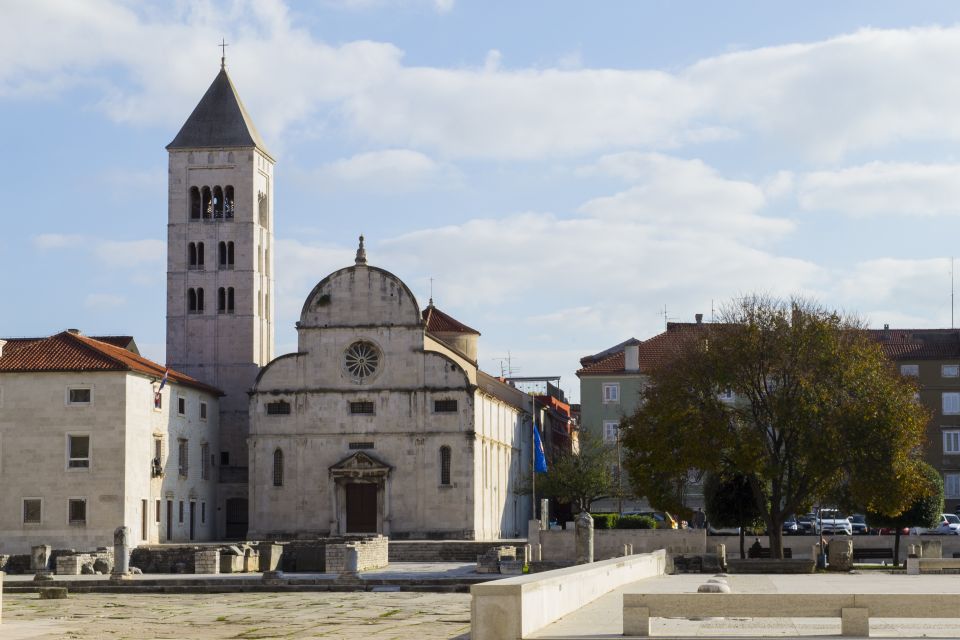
<box><xmin>769</xmin><ymin>522</ymin><xmax>784</xmax><ymax>559</ymax></box>
<box><xmin>894</xmin><ymin>531</ymin><xmax>901</xmax><ymax>568</ymax></box>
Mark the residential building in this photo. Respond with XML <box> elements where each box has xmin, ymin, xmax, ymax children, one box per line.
<box><xmin>0</xmin><ymin>331</ymin><xmax>221</xmax><ymax>554</ymax></box>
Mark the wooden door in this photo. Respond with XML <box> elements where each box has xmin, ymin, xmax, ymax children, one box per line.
<box><xmin>345</xmin><ymin>483</ymin><xmax>378</xmax><ymax>533</ymax></box>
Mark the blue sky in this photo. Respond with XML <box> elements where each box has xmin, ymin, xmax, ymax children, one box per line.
<box><xmin>7</xmin><ymin>1</ymin><xmax>960</xmax><ymax>401</ymax></box>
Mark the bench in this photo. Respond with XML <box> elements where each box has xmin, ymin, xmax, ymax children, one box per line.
<box><xmin>623</xmin><ymin>593</ymin><xmax>960</xmax><ymax>637</ymax></box>
<box><xmin>852</xmin><ymin>548</ymin><xmax>893</xmax><ymax>562</ymax></box>
<box><xmin>748</xmin><ymin>547</ymin><xmax>792</xmax><ymax>559</ymax></box>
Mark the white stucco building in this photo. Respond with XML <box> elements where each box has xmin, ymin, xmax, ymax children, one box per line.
<box><xmin>247</xmin><ymin>242</ymin><xmax>533</xmax><ymax>540</ymax></box>
<box><xmin>0</xmin><ymin>331</ymin><xmax>221</xmax><ymax>554</ymax></box>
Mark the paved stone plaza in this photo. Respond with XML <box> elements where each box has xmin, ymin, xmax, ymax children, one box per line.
<box><xmin>1</xmin><ymin>591</ymin><xmax>471</xmax><ymax>640</ymax></box>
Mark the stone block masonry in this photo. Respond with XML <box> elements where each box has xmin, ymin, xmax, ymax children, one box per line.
<box><xmin>194</xmin><ymin>550</ymin><xmax>220</xmax><ymax>574</ymax></box>
<box><xmin>325</xmin><ymin>536</ymin><xmax>388</xmax><ymax>573</ymax></box>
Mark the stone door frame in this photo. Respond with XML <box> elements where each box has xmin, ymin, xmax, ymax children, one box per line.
<box><xmin>329</xmin><ymin>451</ymin><xmax>392</xmax><ymax>536</ymax></box>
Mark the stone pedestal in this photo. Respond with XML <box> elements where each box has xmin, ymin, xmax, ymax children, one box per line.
<box><xmin>575</xmin><ymin>511</ymin><xmax>594</xmax><ymax>565</ymax></box>
<box><xmin>921</xmin><ymin>539</ymin><xmax>942</xmax><ymax>559</ymax></box>
<box><xmin>258</xmin><ymin>543</ymin><xmax>283</xmax><ymax>572</ymax></box>
<box><xmin>30</xmin><ymin>545</ymin><xmax>52</xmax><ymax>573</ymax></box>
<box><xmin>111</xmin><ymin>526</ymin><xmax>130</xmax><ymax>579</ymax></box>
<box><xmin>828</xmin><ymin>539</ymin><xmax>853</xmax><ymax>571</ymax></box>
<box><xmin>194</xmin><ymin>550</ymin><xmax>220</xmax><ymax>574</ymax></box>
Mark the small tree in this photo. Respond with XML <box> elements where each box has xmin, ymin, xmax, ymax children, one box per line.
<box><xmin>703</xmin><ymin>472</ymin><xmax>766</xmax><ymax>559</ymax></box>
<box><xmin>534</xmin><ymin>431</ymin><xmax>616</xmax><ymax>512</ymax></box>
<box><xmin>867</xmin><ymin>461</ymin><xmax>943</xmax><ymax>567</ymax></box>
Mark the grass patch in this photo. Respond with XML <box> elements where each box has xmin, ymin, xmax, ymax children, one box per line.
<box><xmin>379</xmin><ymin>609</ymin><xmax>401</xmax><ymax>618</ymax></box>
<box><xmin>216</xmin><ymin>616</ymin><xmax>229</xmax><ymax>622</ymax></box>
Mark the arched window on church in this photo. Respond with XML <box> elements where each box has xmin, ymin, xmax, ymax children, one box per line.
<box><xmin>439</xmin><ymin>446</ymin><xmax>452</xmax><ymax>486</ymax></box>
<box><xmin>218</xmin><ymin>242</ymin><xmax>226</xmax><ymax>267</ymax></box>
<box><xmin>273</xmin><ymin>449</ymin><xmax>284</xmax><ymax>487</ymax></box>
<box><xmin>196</xmin><ymin>242</ymin><xmax>204</xmax><ymax>268</ymax></box>
<box><xmin>217</xmin><ymin>287</ymin><xmax>226</xmax><ymax>314</ymax></box>
<box><xmin>188</xmin><ymin>288</ymin><xmax>198</xmax><ymax>313</ymax></box>
<box><xmin>189</xmin><ymin>187</ymin><xmax>201</xmax><ymax>220</ymax></box>
<box><xmin>188</xmin><ymin>243</ymin><xmax>197</xmax><ymax>269</ymax></box>
<box><xmin>227</xmin><ymin>242</ymin><xmax>234</xmax><ymax>268</ymax></box>
<box><xmin>213</xmin><ymin>186</ymin><xmax>224</xmax><ymax>219</ymax></box>
<box><xmin>264</xmin><ymin>248</ymin><xmax>270</xmax><ymax>276</ymax></box>
<box><xmin>224</xmin><ymin>185</ymin><xmax>234</xmax><ymax>219</ymax></box>
<box><xmin>196</xmin><ymin>288</ymin><xmax>205</xmax><ymax>312</ymax></box>
<box><xmin>227</xmin><ymin>287</ymin><xmax>235</xmax><ymax>314</ymax></box>
<box><xmin>201</xmin><ymin>187</ymin><xmax>212</xmax><ymax>219</ymax></box>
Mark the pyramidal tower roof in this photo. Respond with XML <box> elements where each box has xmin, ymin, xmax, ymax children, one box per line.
<box><xmin>166</xmin><ymin>64</ymin><xmax>271</xmax><ymax>157</ymax></box>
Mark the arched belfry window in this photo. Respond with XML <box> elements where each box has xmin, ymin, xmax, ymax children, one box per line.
<box><xmin>196</xmin><ymin>287</ymin><xmax>205</xmax><ymax>312</ymax></box>
<box><xmin>439</xmin><ymin>446</ymin><xmax>452</xmax><ymax>486</ymax></box>
<box><xmin>189</xmin><ymin>187</ymin><xmax>201</xmax><ymax>220</ymax></box>
<box><xmin>227</xmin><ymin>287</ymin><xmax>235</xmax><ymax>313</ymax></box>
<box><xmin>201</xmin><ymin>187</ymin><xmax>212</xmax><ymax>219</ymax></box>
<box><xmin>188</xmin><ymin>243</ymin><xmax>198</xmax><ymax>269</ymax></box>
<box><xmin>217</xmin><ymin>287</ymin><xmax>226</xmax><ymax>314</ymax></box>
<box><xmin>196</xmin><ymin>242</ymin><xmax>204</xmax><ymax>268</ymax></box>
<box><xmin>273</xmin><ymin>449</ymin><xmax>284</xmax><ymax>487</ymax></box>
<box><xmin>188</xmin><ymin>288</ymin><xmax>198</xmax><ymax>313</ymax></box>
<box><xmin>213</xmin><ymin>186</ymin><xmax>224</xmax><ymax>219</ymax></box>
<box><xmin>224</xmin><ymin>185</ymin><xmax>234</xmax><ymax>219</ymax></box>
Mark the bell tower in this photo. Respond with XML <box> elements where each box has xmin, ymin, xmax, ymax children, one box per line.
<box><xmin>165</xmin><ymin>59</ymin><xmax>275</xmax><ymax>538</ymax></box>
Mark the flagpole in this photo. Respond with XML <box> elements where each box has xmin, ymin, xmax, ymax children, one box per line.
<box><xmin>531</xmin><ymin>395</ymin><xmax>537</xmax><ymax>524</ymax></box>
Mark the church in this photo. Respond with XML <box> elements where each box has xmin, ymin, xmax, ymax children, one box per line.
<box><xmin>164</xmin><ymin>60</ymin><xmax>533</xmax><ymax>540</ymax></box>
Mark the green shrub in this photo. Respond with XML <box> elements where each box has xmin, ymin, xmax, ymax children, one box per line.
<box><xmin>616</xmin><ymin>515</ymin><xmax>657</xmax><ymax>529</ymax></box>
<box><xmin>590</xmin><ymin>513</ymin><xmax>619</xmax><ymax>529</ymax></box>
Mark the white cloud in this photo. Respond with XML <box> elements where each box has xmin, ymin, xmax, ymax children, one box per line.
<box><xmin>310</xmin><ymin>149</ymin><xmax>460</xmax><ymax>192</ymax></box>
<box><xmin>84</xmin><ymin>293</ymin><xmax>126</xmax><ymax>309</ymax></box>
<box><xmin>798</xmin><ymin>162</ymin><xmax>960</xmax><ymax>216</ymax></box>
<box><xmin>33</xmin><ymin>233</ymin><xmax>84</xmax><ymax>249</ymax></box>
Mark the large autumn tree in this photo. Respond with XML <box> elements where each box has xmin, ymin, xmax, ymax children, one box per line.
<box><xmin>620</xmin><ymin>296</ymin><xmax>929</xmax><ymax>559</ymax></box>
<box><xmin>534</xmin><ymin>431</ymin><xmax>616</xmax><ymax>512</ymax></box>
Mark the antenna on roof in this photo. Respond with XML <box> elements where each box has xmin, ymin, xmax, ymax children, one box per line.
<box><xmin>429</xmin><ymin>277</ymin><xmax>434</xmax><ymax>306</ymax></box>
<box><xmin>219</xmin><ymin>38</ymin><xmax>229</xmax><ymax>69</ymax></box>
<box><xmin>660</xmin><ymin>304</ymin><xmax>676</xmax><ymax>329</ymax></box>
<box><xmin>493</xmin><ymin>351</ymin><xmax>517</xmax><ymax>378</ymax></box>
<box><xmin>952</xmin><ymin>257</ymin><xmax>955</xmax><ymax>329</ymax></box>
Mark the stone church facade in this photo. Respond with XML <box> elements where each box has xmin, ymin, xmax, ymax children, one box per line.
<box><xmin>165</xmin><ymin>62</ymin><xmax>532</xmax><ymax>540</ymax></box>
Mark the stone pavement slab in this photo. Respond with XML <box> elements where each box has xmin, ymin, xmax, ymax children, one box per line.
<box><xmin>530</xmin><ymin>573</ymin><xmax>960</xmax><ymax>639</ymax></box>
<box><xmin>1</xmin><ymin>590</ymin><xmax>472</xmax><ymax>640</ymax></box>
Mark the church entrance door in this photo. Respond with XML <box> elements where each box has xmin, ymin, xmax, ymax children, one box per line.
<box><xmin>345</xmin><ymin>483</ymin><xmax>378</xmax><ymax>533</ymax></box>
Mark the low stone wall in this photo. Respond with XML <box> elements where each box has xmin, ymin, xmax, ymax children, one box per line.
<box><xmin>471</xmin><ymin>550</ymin><xmax>667</xmax><ymax>640</ymax></box>
<box><xmin>388</xmin><ymin>540</ymin><xmax>520</xmax><ymax>563</ymax></box>
<box><xmin>531</xmin><ymin>527</ymin><xmax>706</xmax><ymax>563</ymax></box>
<box><xmin>325</xmin><ymin>536</ymin><xmax>389</xmax><ymax>573</ymax></box>
<box><xmin>130</xmin><ymin>546</ymin><xmax>203</xmax><ymax>574</ymax></box>
<box><xmin>712</xmin><ymin>534</ymin><xmax>960</xmax><ymax>562</ymax></box>
<box><xmin>55</xmin><ymin>549</ymin><xmax>113</xmax><ymax>576</ymax></box>
<box><xmin>194</xmin><ymin>550</ymin><xmax>220</xmax><ymax>574</ymax></box>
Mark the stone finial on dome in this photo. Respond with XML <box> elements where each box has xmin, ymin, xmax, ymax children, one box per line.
<box><xmin>355</xmin><ymin>235</ymin><xmax>367</xmax><ymax>265</ymax></box>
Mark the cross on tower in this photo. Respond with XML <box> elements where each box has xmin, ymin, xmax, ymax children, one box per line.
<box><xmin>219</xmin><ymin>39</ymin><xmax>229</xmax><ymax>68</ymax></box>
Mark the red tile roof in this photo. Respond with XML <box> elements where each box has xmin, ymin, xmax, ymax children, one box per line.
<box><xmin>578</xmin><ymin>324</ymin><xmax>960</xmax><ymax>377</ymax></box>
<box><xmin>577</xmin><ymin>323</ymin><xmax>707</xmax><ymax>376</ymax></box>
<box><xmin>0</xmin><ymin>331</ymin><xmax>221</xmax><ymax>395</ymax></box>
<box><xmin>422</xmin><ymin>305</ymin><xmax>480</xmax><ymax>335</ymax></box>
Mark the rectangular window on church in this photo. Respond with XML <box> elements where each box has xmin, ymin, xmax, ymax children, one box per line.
<box><xmin>434</xmin><ymin>399</ymin><xmax>458</xmax><ymax>413</ymax></box>
<box><xmin>266</xmin><ymin>400</ymin><xmax>291</xmax><ymax>415</ymax></box>
<box><xmin>350</xmin><ymin>401</ymin><xmax>375</xmax><ymax>415</ymax></box>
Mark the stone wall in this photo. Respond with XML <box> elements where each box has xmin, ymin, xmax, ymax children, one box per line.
<box><xmin>129</xmin><ymin>546</ymin><xmax>202</xmax><ymax>573</ymax></box>
<box><xmin>55</xmin><ymin>549</ymin><xmax>113</xmax><ymax>575</ymax></box>
<box><xmin>325</xmin><ymin>536</ymin><xmax>388</xmax><ymax>573</ymax></box>
<box><xmin>388</xmin><ymin>540</ymin><xmax>518</xmax><ymax>562</ymax></box>
<box><xmin>532</xmin><ymin>527</ymin><xmax>706</xmax><ymax>562</ymax></box>
<box><xmin>0</xmin><ymin>554</ymin><xmax>31</xmax><ymax>575</ymax></box>
<box><xmin>712</xmin><ymin>535</ymin><xmax>960</xmax><ymax>562</ymax></box>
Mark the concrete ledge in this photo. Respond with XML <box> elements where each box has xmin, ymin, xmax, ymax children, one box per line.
<box><xmin>623</xmin><ymin>593</ymin><xmax>960</xmax><ymax>637</ymax></box>
<box><xmin>727</xmin><ymin>559</ymin><xmax>815</xmax><ymax>574</ymax></box>
<box><xmin>471</xmin><ymin>550</ymin><xmax>666</xmax><ymax>640</ymax></box>
<box><xmin>906</xmin><ymin>557</ymin><xmax>960</xmax><ymax>574</ymax></box>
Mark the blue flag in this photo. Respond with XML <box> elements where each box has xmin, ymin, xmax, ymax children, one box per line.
<box><xmin>533</xmin><ymin>423</ymin><xmax>548</xmax><ymax>473</ymax></box>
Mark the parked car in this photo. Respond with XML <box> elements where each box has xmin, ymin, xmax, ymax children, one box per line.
<box><xmin>927</xmin><ymin>513</ymin><xmax>960</xmax><ymax>535</ymax></box>
<box><xmin>875</xmin><ymin>526</ymin><xmax>910</xmax><ymax>536</ymax></box>
<box><xmin>797</xmin><ymin>513</ymin><xmax>818</xmax><ymax>534</ymax></box>
<box><xmin>622</xmin><ymin>511</ymin><xmax>678</xmax><ymax>530</ymax></box>
<box><xmin>782</xmin><ymin>517</ymin><xmax>799</xmax><ymax>535</ymax></box>
<box><xmin>849</xmin><ymin>514</ymin><xmax>869</xmax><ymax>535</ymax></box>
<box><xmin>818</xmin><ymin>510</ymin><xmax>853</xmax><ymax>536</ymax></box>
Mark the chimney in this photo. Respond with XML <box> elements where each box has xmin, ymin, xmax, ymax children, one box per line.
<box><xmin>884</xmin><ymin>323</ymin><xmax>889</xmax><ymax>330</ymax></box>
<box><xmin>67</xmin><ymin>328</ymin><xmax>82</xmax><ymax>335</ymax></box>
<box><xmin>625</xmin><ymin>344</ymin><xmax>640</xmax><ymax>372</ymax></box>
<box><xmin>695</xmin><ymin>313</ymin><xmax>703</xmax><ymax>324</ymax></box>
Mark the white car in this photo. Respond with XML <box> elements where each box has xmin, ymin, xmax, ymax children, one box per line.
<box><xmin>818</xmin><ymin>510</ymin><xmax>853</xmax><ymax>536</ymax></box>
<box><xmin>935</xmin><ymin>513</ymin><xmax>960</xmax><ymax>535</ymax></box>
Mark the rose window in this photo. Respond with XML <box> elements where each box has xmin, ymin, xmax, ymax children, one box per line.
<box><xmin>344</xmin><ymin>341</ymin><xmax>381</xmax><ymax>381</ymax></box>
